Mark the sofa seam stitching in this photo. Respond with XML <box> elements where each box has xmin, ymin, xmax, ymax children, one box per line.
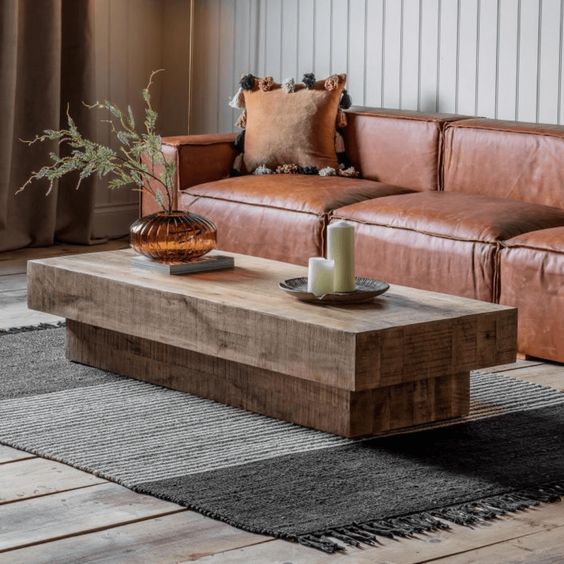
<box><xmin>444</xmin><ymin>121</ymin><xmax>564</xmax><ymax>140</ymax></box>
<box><xmin>183</xmin><ymin>192</ymin><xmax>326</xmax><ymax>218</ymax></box>
<box><xmin>500</xmin><ymin>242</ymin><xmax>564</xmax><ymax>256</ymax></box>
<box><xmin>331</xmin><ymin>216</ymin><xmax>505</xmax><ymax>246</ymax></box>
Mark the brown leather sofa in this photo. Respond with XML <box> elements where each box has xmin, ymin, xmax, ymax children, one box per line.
<box><xmin>142</xmin><ymin>108</ymin><xmax>564</xmax><ymax>363</ymax></box>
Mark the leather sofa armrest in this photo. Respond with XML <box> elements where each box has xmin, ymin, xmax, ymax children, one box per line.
<box><xmin>141</xmin><ymin>133</ymin><xmax>237</xmax><ymax>216</ymax></box>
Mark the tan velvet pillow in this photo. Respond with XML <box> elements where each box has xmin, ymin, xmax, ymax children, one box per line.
<box><xmin>240</xmin><ymin>74</ymin><xmax>346</xmax><ymax>173</ymax></box>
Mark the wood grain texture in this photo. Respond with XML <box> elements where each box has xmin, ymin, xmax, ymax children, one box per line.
<box><xmin>66</xmin><ymin>321</ymin><xmax>470</xmax><ymax>437</ymax></box>
<box><xmin>0</xmin><ymin>244</ymin><xmax>560</xmax><ymax>563</ymax></box>
<box><xmin>0</xmin><ymin>483</ymin><xmax>183</xmax><ymax>553</ymax></box>
<box><xmin>0</xmin><ymin>240</ymin><xmax>128</xmax><ymax>276</ymax></box>
<box><xmin>431</xmin><ymin>525</ymin><xmax>564</xmax><ymax>564</ymax></box>
<box><xmin>0</xmin><ymin>511</ymin><xmax>268</xmax><ymax>564</ymax></box>
<box><xmin>28</xmin><ymin>249</ymin><xmax>517</xmax><ymax>392</ymax></box>
<box><xmin>0</xmin><ymin>458</ymin><xmax>104</xmax><ymax>504</ymax></box>
<box><xmin>0</xmin><ymin>446</ymin><xmax>35</xmax><ymax>465</ymax></box>
<box><xmin>501</xmin><ymin>363</ymin><xmax>564</xmax><ymax>391</ymax></box>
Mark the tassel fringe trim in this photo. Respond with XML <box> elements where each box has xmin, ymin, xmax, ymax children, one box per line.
<box><xmin>0</xmin><ymin>321</ymin><xmax>66</xmax><ymax>336</ymax></box>
<box><xmin>295</xmin><ymin>482</ymin><xmax>564</xmax><ymax>553</ymax></box>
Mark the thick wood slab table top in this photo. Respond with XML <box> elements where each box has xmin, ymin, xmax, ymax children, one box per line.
<box><xmin>28</xmin><ymin>249</ymin><xmax>517</xmax><ymax>437</ymax></box>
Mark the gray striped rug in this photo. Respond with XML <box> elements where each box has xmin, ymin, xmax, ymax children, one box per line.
<box><xmin>1</xmin><ymin>325</ymin><xmax>563</xmax><ymax>553</ymax></box>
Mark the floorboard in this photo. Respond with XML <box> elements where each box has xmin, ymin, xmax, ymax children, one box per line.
<box><xmin>0</xmin><ymin>482</ymin><xmax>184</xmax><ymax>553</ymax></box>
<box><xmin>0</xmin><ymin>511</ymin><xmax>269</xmax><ymax>564</ymax></box>
<box><xmin>0</xmin><ymin>242</ymin><xmax>562</xmax><ymax>562</ymax></box>
<box><xmin>0</xmin><ymin>445</ymin><xmax>35</xmax><ymax>465</ymax></box>
<box><xmin>429</xmin><ymin>524</ymin><xmax>564</xmax><ymax>564</ymax></box>
<box><xmin>0</xmin><ymin>458</ymin><xmax>105</xmax><ymax>505</ymax></box>
<box><xmin>500</xmin><ymin>363</ymin><xmax>564</xmax><ymax>391</ymax></box>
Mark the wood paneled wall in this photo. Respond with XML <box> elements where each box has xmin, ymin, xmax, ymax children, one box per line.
<box><xmin>190</xmin><ymin>0</ymin><xmax>564</xmax><ymax>134</ymax></box>
<box><xmin>92</xmin><ymin>0</ymin><xmax>191</xmax><ymax>239</ymax></box>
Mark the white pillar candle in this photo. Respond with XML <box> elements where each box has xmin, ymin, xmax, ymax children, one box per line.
<box><xmin>307</xmin><ymin>257</ymin><xmax>335</xmax><ymax>296</ymax></box>
<box><xmin>327</xmin><ymin>220</ymin><xmax>356</xmax><ymax>293</ymax></box>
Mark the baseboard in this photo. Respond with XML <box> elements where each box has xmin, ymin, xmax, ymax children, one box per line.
<box><xmin>93</xmin><ymin>203</ymin><xmax>138</xmax><ymax>240</ymax></box>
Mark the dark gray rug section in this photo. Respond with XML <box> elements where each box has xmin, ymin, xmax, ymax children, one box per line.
<box><xmin>139</xmin><ymin>405</ymin><xmax>564</xmax><ymax>551</ymax></box>
<box><xmin>1</xmin><ymin>325</ymin><xmax>563</xmax><ymax>553</ymax></box>
<box><xmin>0</xmin><ymin>324</ymin><xmax>115</xmax><ymax>398</ymax></box>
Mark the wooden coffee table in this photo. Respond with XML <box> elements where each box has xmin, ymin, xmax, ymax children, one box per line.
<box><xmin>28</xmin><ymin>249</ymin><xmax>517</xmax><ymax>437</ymax></box>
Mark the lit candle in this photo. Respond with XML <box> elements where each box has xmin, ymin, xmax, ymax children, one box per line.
<box><xmin>327</xmin><ymin>220</ymin><xmax>356</xmax><ymax>293</ymax></box>
<box><xmin>307</xmin><ymin>257</ymin><xmax>335</xmax><ymax>296</ymax></box>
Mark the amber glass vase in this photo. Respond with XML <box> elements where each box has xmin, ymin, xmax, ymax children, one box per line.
<box><xmin>130</xmin><ymin>211</ymin><xmax>217</xmax><ymax>264</ymax></box>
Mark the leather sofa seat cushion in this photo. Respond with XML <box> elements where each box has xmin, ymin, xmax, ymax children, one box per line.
<box><xmin>334</xmin><ymin>192</ymin><xmax>564</xmax><ymax>242</ymax></box>
<box><xmin>183</xmin><ymin>175</ymin><xmax>413</xmax><ymax>214</ymax></box>
<box><xmin>443</xmin><ymin>118</ymin><xmax>564</xmax><ymax>208</ymax></box>
<box><xmin>503</xmin><ymin>226</ymin><xmax>564</xmax><ymax>253</ymax></box>
<box><xmin>499</xmin><ymin>227</ymin><xmax>564</xmax><ymax>362</ymax></box>
<box><xmin>180</xmin><ymin>175</ymin><xmax>413</xmax><ymax>266</ymax></box>
<box><xmin>333</xmin><ymin>192</ymin><xmax>564</xmax><ymax>302</ymax></box>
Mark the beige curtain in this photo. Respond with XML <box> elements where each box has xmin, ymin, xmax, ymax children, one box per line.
<box><xmin>0</xmin><ymin>0</ymin><xmax>98</xmax><ymax>252</ymax></box>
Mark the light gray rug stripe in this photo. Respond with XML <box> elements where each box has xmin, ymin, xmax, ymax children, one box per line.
<box><xmin>1</xmin><ymin>371</ymin><xmax>563</xmax><ymax>486</ymax></box>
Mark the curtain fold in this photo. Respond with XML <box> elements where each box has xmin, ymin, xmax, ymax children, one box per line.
<box><xmin>0</xmin><ymin>0</ymin><xmax>97</xmax><ymax>252</ymax></box>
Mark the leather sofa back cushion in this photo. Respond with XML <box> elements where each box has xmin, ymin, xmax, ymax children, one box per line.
<box><xmin>243</xmin><ymin>75</ymin><xmax>345</xmax><ymax>173</ymax></box>
<box><xmin>342</xmin><ymin>109</ymin><xmax>464</xmax><ymax>191</ymax></box>
<box><xmin>444</xmin><ymin>119</ymin><xmax>564</xmax><ymax>209</ymax></box>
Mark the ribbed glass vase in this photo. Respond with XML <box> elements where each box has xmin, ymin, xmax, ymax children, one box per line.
<box><xmin>130</xmin><ymin>211</ymin><xmax>217</xmax><ymax>264</ymax></box>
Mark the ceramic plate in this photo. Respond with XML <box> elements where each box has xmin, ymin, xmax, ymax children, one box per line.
<box><xmin>279</xmin><ymin>276</ymin><xmax>390</xmax><ymax>304</ymax></box>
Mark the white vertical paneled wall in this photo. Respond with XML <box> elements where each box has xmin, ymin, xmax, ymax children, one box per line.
<box><xmin>191</xmin><ymin>0</ymin><xmax>564</xmax><ymax>133</ymax></box>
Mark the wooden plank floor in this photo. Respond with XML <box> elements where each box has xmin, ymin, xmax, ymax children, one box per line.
<box><xmin>0</xmin><ymin>242</ymin><xmax>562</xmax><ymax>563</ymax></box>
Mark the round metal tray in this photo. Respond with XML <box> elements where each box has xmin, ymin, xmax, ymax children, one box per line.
<box><xmin>279</xmin><ymin>276</ymin><xmax>390</xmax><ymax>304</ymax></box>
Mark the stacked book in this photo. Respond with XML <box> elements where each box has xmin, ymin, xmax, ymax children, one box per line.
<box><xmin>132</xmin><ymin>254</ymin><xmax>235</xmax><ymax>275</ymax></box>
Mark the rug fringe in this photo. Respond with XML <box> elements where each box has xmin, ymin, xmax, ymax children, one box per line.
<box><xmin>0</xmin><ymin>321</ymin><xmax>65</xmax><ymax>336</ymax></box>
<box><xmin>296</xmin><ymin>482</ymin><xmax>564</xmax><ymax>553</ymax></box>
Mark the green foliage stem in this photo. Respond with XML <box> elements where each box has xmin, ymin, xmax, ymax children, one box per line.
<box><xmin>17</xmin><ymin>69</ymin><xmax>174</xmax><ymax>213</ymax></box>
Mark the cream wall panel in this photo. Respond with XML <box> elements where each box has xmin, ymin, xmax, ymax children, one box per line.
<box><xmin>191</xmin><ymin>0</ymin><xmax>564</xmax><ymax>133</ymax></box>
<box><xmin>457</xmin><ymin>0</ymin><xmax>478</xmax><ymax>115</ymax></box>
<box><xmin>401</xmin><ymin>0</ymin><xmax>420</xmax><ymax>110</ymax></box>
<box><xmin>517</xmin><ymin>0</ymin><xmax>540</xmax><ymax>122</ymax></box>
<box><xmin>476</xmin><ymin>0</ymin><xmax>498</xmax><ymax>117</ymax></box>
<box><xmin>538</xmin><ymin>0</ymin><xmax>562</xmax><ymax>122</ymax></box>
<box><xmin>365</xmin><ymin>0</ymin><xmax>384</xmax><ymax>107</ymax></box>
<box><xmin>420</xmin><ymin>0</ymin><xmax>439</xmax><ymax>111</ymax></box>
<box><xmin>348</xmin><ymin>0</ymin><xmax>367</xmax><ymax>105</ymax></box>
<box><xmin>298</xmin><ymin>0</ymin><xmax>315</xmax><ymax>75</ymax></box>
<box><xmin>382</xmin><ymin>0</ymin><xmax>402</xmax><ymax>107</ymax></box>
<box><xmin>497</xmin><ymin>0</ymin><xmax>519</xmax><ymax>120</ymax></box>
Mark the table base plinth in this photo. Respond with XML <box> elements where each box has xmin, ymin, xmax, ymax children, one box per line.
<box><xmin>66</xmin><ymin>320</ymin><xmax>470</xmax><ymax>438</ymax></box>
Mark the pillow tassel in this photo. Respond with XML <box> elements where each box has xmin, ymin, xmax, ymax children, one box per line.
<box><xmin>340</xmin><ymin>89</ymin><xmax>352</xmax><ymax>109</ymax></box>
<box><xmin>240</xmin><ymin>73</ymin><xmax>256</xmax><ymax>91</ymax></box>
<box><xmin>229</xmin><ymin>87</ymin><xmax>246</xmax><ymax>109</ymax></box>
<box><xmin>235</xmin><ymin>110</ymin><xmax>247</xmax><ymax>129</ymax></box>
<box><xmin>302</xmin><ymin>73</ymin><xmax>316</xmax><ymax>89</ymax></box>
<box><xmin>234</xmin><ymin>130</ymin><xmax>245</xmax><ymax>152</ymax></box>
<box><xmin>282</xmin><ymin>77</ymin><xmax>296</xmax><ymax>93</ymax></box>
<box><xmin>275</xmin><ymin>163</ymin><xmax>299</xmax><ymax>174</ymax></box>
<box><xmin>230</xmin><ymin>153</ymin><xmax>244</xmax><ymax>177</ymax></box>
<box><xmin>335</xmin><ymin>131</ymin><xmax>345</xmax><ymax>153</ymax></box>
<box><xmin>258</xmin><ymin>76</ymin><xmax>274</xmax><ymax>92</ymax></box>
<box><xmin>253</xmin><ymin>164</ymin><xmax>274</xmax><ymax>175</ymax></box>
<box><xmin>319</xmin><ymin>166</ymin><xmax>337</xmax><ymax>176</ymax></box>
<box><xmin>338</xmin><ymin>166</ymin><xmax>360</xmax><ymax>178</ymax></box>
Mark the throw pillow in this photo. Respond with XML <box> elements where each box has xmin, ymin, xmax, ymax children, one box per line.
<box><xmin>229</xmin><ymin>73</ymin><xmax>353</xmax><ymax>175</ymax></box>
